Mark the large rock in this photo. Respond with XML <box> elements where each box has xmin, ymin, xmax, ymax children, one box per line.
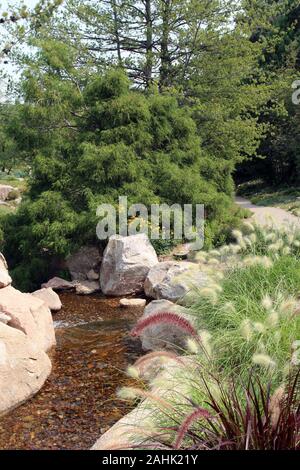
<box><xmin>32</xmin><ymin>287</ymin><xmax>62</xmax><ymax>312</ymax></box>
<box><xmin>144</xmin><ymin>261</ymin><xmax>207</xmax><ymax>303</ymax></box>
<box><xmin>0</xmin><ymin>253</ymin><xmax>55</xmax><ymax>417</ymax></box>
<box><xmin>0</xmin><ymin>286</ymin><xmax>56</xmax><ymax>352</ymax></box>
<box><xmin>42</xmin><ymin>277</ymin><xmax>75</xmax><ymax>291</ymax></box>
<box><xmin>66</xmin><ymin>246</ymin><xmax>102</xmax><ymax>281</ymax></box>
<box><xmin>0</xmin><ymin>253</ymin><xmax>8</xmax><ymax>271</ymax></box>
<box><xmin>91</xmin><ymin>356</ymin><xmax>197</xmax><ymax>450</ymax></box>
<box><xmin>100</xmin><ymin>234</ymin><xmax>158</xmax><ymax>296</ymax></box>
<box><xmin>0</xmin><ymin>270</ymin><xmax>12</xmax><ymax>289</ymax></box>
<box><xmin>0</xmin><ymin>322</ymin><xmax>51</xmax><ymax>416</ymax></box>
<box><xmin>138</xmin><ymin>299</ymin><xmax>197</xmax><ymax>351</ymax></box>
<box><xmin>0</xmin><ymin>184</ymin><xmax>14</xmax><ymax>202</ymax></box>
<box><xmin>0</xmin><ymin>253</ymin><xmax>12</xmax><ymax>289</ymax></box>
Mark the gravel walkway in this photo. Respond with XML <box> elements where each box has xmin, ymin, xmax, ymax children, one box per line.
<box><xmin>235</xmin><ymin>196</ymin><xmax>300</xmax><ymax>230</ymax></box>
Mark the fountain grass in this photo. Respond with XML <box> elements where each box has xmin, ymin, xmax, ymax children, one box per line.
<box><xmin>116</xmin><ymin>226</ymin><xmax>300</xmax><ymax>450</ymax></box>
<box><xmin>188</xmin><ymin>255</ymin><xmax>300</xmax><ymax>387</ymax></box>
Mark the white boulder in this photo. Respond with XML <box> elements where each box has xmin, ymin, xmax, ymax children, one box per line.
<box><xmin>0</xmin><ymin>253</ymin><xmax>12</xmax><ymax>288</ymax></box>
<box><xmin>100</xmin><ymin>234</ymin><xmax>158</xmax><ymax>296</ymax></box>
<box><xmin>31</xmin><ymin>287</ymin><xmax>62</xmax><ymax>312</ymax></box>
<box><xmin>75</xmin><ymin>280</ymin><xmax>100</xmax><ymax>295</ymax></box>
<box><xmin>0</xmin><ymin>253</ymin><xmax>55</xmax><ymax>417</ymax></box>
<box><xmin>0</xmin><ymin>322</ymin><xmax>51</xmax><ymax>416</ymax></box>
<box><xmin>0</xmin><ymin>285</ymin><xmax>56</xmax><ymax>352</ymax></box>
<box><xmin>119</xmin><ymin>298</ymin><xmax>146</xmax><ymax>308</ymax></box>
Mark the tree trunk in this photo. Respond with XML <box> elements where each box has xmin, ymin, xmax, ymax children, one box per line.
<box><xmin>159</xmin><ymin>0</ymin><xmax>172</xmax><ymax>90</ymax></box>
<box><xmin>145</xmin><ymin>0</ymin><xmax>153</xmax><ymax>88</ymax></box>
<box><xmin>111</xmin><ymin>0</ymin><xmax>122</xmax><ymax>66</ymax></box>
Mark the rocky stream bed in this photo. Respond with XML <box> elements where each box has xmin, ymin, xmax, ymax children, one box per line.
<box><xmin>0</xmin><ymin>293</ymin><xmax>143</xmax><ymax>450</ymax></box>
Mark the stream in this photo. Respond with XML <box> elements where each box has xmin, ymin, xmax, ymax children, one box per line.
<box><xmin>0</xmin><ymin>292</ymin><xmax>144</xmax><ymax>450</ymax></box>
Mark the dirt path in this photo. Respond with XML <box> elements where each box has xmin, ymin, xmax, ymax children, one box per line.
<box><xmin>235</xmin><ymin>196</ymin><xmax>300</xmax><ymax>230</ymax></box>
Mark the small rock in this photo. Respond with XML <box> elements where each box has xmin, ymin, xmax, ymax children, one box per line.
<box><xmin>119</xmin><ymin>298</ymin><xmax>146</xmax><ymax>308</ymax></box>
<box><xmin>0</xmin><ymin>184</ymin><xmax>14</xmax><ymax>202</ymax></box>
<box><xmin>31</xmin><ymin>288</ymin><xmax>62</xmax><ymax>312</ymax></box>
<box><xmin>42</xmin><ymin>277</ymin><xmax>75</xmax><ymax>291</ymax></box>
<box><xmin>87</xmin><ymin>269</ymin><xmax>99</xmax><ymax>281</ymax></box>
<box><xmin>75</xmin><ymin>280</ymin><xmax>100</xmax><ymax>295</ymax></box>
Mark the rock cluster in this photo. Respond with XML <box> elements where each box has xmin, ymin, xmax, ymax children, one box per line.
<box><xmin>0</xmin><ymin>254</ymin><xmax>56</xmax><ymax>416</ymax></box>
<box><xmin>43</xmin><ymin>234</ymin><xmax>204</xmax><ymax>303</ymax></box>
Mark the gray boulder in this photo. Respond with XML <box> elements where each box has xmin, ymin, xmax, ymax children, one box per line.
<box><xmin>138</xmin><ymin>299</ymin><xmax>197</xmax><ymax>351</ymax></box>
<box><xmin>66</xmin><ymin>246</ymin><xmax>102</xmax><ymax>281</ymax></box>
<box><xmin>144</xmin><ymin>261</ymin><xmax>207</xmax><ymax>303</ymax></box>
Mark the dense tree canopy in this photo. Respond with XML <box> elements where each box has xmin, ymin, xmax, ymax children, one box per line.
<box><xmin>236</xmin><ymin>0</ymin><xmax>300</xmax><ymax>184</ymax></box>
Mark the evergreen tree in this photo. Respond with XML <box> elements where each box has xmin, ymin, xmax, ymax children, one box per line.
<box><xmin>237</xmin><ymin>0</ymin><xmax>300</xmax><ymax>184</ymax></box>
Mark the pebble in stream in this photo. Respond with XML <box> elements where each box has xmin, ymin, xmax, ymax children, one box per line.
<box><xmin>0</xmin><ymin>293</ymin><xmax>144</xmax><ymax>450</ymax></box>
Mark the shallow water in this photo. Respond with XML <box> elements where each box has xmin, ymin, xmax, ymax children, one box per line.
<box><xmin>0</xmin><ymin>293</ymin><xmax>144</xmax><ymax>450</ymax></box>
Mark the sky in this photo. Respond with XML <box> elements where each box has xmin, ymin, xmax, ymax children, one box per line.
<box><xmin>0</xmin><ymin>1</ymin><xmax>40</xmax><ymax>101</ymax></box>
<box><xmin>1</xmin><ymin>0</ymin><xmax>38</xmax><ymax>11</ymax></box>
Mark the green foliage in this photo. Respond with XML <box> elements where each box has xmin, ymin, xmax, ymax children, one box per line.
<box><xmin>236</xmin><ymin>0</ymin><xmax>300</xmax><ymax>185</ymax></box>
<box><xmin>1</xmin><ymin>65</ymin><xmax>246</xmax><ymax>289</ymax></box>
<box><xmin>189</xmin><ymin>236</ymin><xmax>300</xmax><ymax>388</ymax></box>
<box><xmin>1</xmin><ymin>0</ymin><xmax>284</xmax><ymax>289</ymax></box>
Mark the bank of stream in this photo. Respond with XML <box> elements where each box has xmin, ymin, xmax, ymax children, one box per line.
<box><xmin>0</xmin><ymin>292</ymin><xmax>144</xmax><ymax>450</ymax></box>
